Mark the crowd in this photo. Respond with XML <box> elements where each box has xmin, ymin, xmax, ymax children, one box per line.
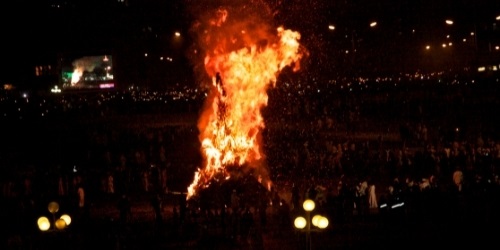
<box><xmin>1</xmin><ymin>73</ymin><xmax>500</xmax><ymax>248</ymax></box>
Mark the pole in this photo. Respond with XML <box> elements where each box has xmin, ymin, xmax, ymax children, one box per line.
<box><xmin>306</xmin><ymin>211</ymin><xmax>311</xmax><ymax>250</ymax></box>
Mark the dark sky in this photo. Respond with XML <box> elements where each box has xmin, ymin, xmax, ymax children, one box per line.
<box><xmin>0</xmin><ymin>0</ymin><xmax>499</xmax><ymax>84</ymax></box>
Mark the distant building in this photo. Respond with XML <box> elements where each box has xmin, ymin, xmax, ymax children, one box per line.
<box><xmin>59</xmin><ymin>53</ymin><xmax>115</xmax><ymax>90</ymax></box>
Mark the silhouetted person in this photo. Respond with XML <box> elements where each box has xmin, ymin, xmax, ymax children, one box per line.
<box><xmin>179</xmin><ymin>194</ymin><xmax>187</xmax><ymax>223</ymax></box>
<box><xmin>240</xmin><ymin>207</ymin><xmax>254</xmax><ymax>243</ymax></box>
<box><xmin>220</xmin><ymin>204</ymin><xmax>227</xmax><ymax>229</ymax></box>
<box><xmin>291</xmin><ymin>183</ymin><xmax>300</xmax><ymax>210</ymax></box>
<box><xmin>278</xmin><ymin>199</ymin><xmax>291</xmax><ymax>228</ymax></box>
<box><xmin>118</xmin><ymin>194</ymin><xmax>131</xmax><ymax>225</ymax></box>
<box><xmin>151</xmin><ymin>194</ymin><xmax>163</xmax><ymax>224</ymax></box>
<box><xmin>76</xmin><ymin>184</ymin><xmax>89</xmax><ymax>225</ymax></box>
<box><xmin>307</xmin><ymin>184</ymin><xmax>317</xmax><ymax>200</ymax></box>
<box><xmin>258</xmin><ymin>198</ymin><xmax>268</xmax><ymax>229</ymax></box>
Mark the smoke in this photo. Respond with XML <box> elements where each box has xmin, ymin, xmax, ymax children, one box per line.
<box><xmin>72</xmin><ymin>56</ymin><xmax>105</xmax><ymax>73</ymax></box>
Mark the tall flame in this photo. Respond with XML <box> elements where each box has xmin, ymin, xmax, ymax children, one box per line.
<box><xmin>186</xmin><ymin>8</ymin><xmax>303</xmax><ymax>200</ymax></box>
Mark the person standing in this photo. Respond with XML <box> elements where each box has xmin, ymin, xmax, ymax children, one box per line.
<box><xmin>78</xmin><ymin>185</ymin><xmax>85</xmax><ymax>209</ymax></box>
<box><xmin>73</xmin><ymin>183</ymin><xmax>88</xmax><ymax>230</ymax></box>
<box><xmin>291</xmin><ymin>183</ymin><xmax>300</xmax><ymax>211</ymax></box>
<box><xmin>151</xmin><ymin>194</ymin><xmax>163</xmax><ymax>225</ymax></box>
<box><xmin>118</xmin><ymin>194</ymin><xmax>131</xmax><ymax>225</ymax></box>
<box><xmin>368</xmin><ymin>184</ymin><xmax>378</xmax><ymax>213</ymax></box>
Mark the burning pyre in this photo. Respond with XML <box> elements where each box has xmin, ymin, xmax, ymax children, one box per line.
<box><xmin>186</xmin><ymin>2</ymin><xmax>304</xmax><ymax>200</ymax></box>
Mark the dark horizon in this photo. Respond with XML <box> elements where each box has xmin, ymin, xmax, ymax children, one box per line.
<box><xmin>1</xmin><ymin>0</ymin><xmax>499</xmax><ymax>88</ymax></box>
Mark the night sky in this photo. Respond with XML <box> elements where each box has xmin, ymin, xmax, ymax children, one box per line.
<box><xmin>1</xmin><ymin>0</ymin><xmax>499</xmax><ymax>85</ymax></box>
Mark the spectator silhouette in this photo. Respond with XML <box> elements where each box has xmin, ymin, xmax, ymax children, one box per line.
<box><xmin>151</xmin><ymin>193</ymin><xmax>163</xmax><ymax>224</ymax></box>
<box><xmin>118</xmin><ymin>194</ymin><xmax>131</xmax><ymax>225</ymax></box>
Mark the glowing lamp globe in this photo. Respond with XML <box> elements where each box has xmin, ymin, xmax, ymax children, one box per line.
<box><xmin>55</xmin><ymin>218</ymin><xmax>67</xmax><ymax>230</ymax></box>
<box><xmin>312</xmin><ymin>214</ymin><xmax>322</xmax><ymax>227</ymax></box>
<box><xmin>48</xmin><ymin>201</ymin><xmax>59</xmax><ymax>214</ymax></box>
<box><xmin>60</xmin><ymin>214</ymin><xmax>71</xmax><ymax>226</ymax></box>
<box><xmin>294</xmin><ymin>216</ymin><xmax>307</xmax><ymax>229</ymax></box>
<box><xmin>37</xmin><ymin>216</ymin><xmax>50</xmax><ymax>231</ymax></box>
<box><xmin>303</xmin><ymin>199</ymin><xmax>315</xmax><ymax>212</ymax></box>
<box><xmin>317</xmin><ymin>216</ymin><xmax>329</xmax><ymax>229</ymax></box>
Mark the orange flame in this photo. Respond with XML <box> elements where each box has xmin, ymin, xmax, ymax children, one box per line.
<box><xmin>187</xmin><ymin>11</ymin><xmax>303</xmax><ymax>200</ymax></box>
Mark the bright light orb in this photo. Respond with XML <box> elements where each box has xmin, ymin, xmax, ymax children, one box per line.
<box><xmin>294</xmin><ymin>216</ymin><xmax>307</xmax><ymax>229</ymax></box>
<box><xmin>60</xmin><ymin>214</ymin><xmax>71</xmax><ymax>226</ymax></box>
<box><xmin>48</xmin><ymin>201</ymin><xmax>59</xmax><ymax>214</ymax></box>
<box><xmin>37</xmin><ymin>216</ymin><xmax>50</xmax><ymax>231</ymax></box>
<box><xmin>317</xmin><ymin>216</ymin><xmax>329</xmax><ymax>229</ymax></box>
<box><xmin>55</xmin><ymin>218</ymin><xmax>67</xmax><ymax>230</ymax></box>
<box><xmin>303</xmin><ymin>199</ymin><xmax>315</xmax><ymax>212</ymax></box>
<box><xmin>312</xmin><ymin>214</ymin><xmax>322</xmax><ymax>227</ymax></box>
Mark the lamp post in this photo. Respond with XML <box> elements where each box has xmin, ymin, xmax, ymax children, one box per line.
<box><xmin>294</xmin><ymin>199</ymin><xmax>329</xmax><ymax>250</ymax></box>
<box><xmin>37</xmin><ymin>201</ymin><xmax>72</xmax><ymax>232</ymax></box>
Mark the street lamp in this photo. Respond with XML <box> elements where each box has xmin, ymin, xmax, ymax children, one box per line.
<box><xmin>294</xmin><ymin>199</ymin><xmax>329</xmax><ymax>250</ymax></box>
<box><xmin>37</xmin><ymin>201</ymin><xmax>71</xmax><ymax>232</ymax></box>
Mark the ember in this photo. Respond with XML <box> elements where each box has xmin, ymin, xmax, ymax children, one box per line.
<box><xmin>186</xmin><ymin>1</ymin><xmax>304</xmax><ymax>200</ymax></box>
